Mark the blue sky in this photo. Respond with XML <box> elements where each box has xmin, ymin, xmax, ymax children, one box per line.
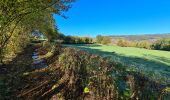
<box><xmin>54</xmin><ymin>0</ymin><xmax>170</xmax><ymax>37</ymax></box>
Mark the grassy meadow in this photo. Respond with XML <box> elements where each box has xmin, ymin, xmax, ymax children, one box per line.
<box><xmin>65</xmin><ymin>44</ymin><xmax>170</xmax><ymax>84</ymax></box>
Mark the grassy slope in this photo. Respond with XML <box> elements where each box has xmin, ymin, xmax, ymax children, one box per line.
<box><xmin>65</xmin><ymin>44</ymin><xmax>170</xmax><ymax>84</ymax></box>
<box><xmin>88</xmin><ymin>45</ymin><xmax>170</xmax><ymax>65</ymax></box>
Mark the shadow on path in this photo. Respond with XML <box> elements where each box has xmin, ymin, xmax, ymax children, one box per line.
<box><xmin>0</xmin><ymin>45</ymin><xmax>34</xmax><ymax>99</ymax></box>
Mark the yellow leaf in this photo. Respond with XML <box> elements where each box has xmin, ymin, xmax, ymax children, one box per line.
<box><xmin>84</xmin><ymin>87</ymin><xmax>89</xmax><ymax>93</ymax></box>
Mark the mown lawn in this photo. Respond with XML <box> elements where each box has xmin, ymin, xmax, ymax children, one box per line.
<box><xmin>65</xmin><ymin>44</ymin><xmax>170</xmax><ymax>84</ymax></box>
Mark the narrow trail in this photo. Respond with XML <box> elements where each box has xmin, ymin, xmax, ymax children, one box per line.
<box><xmin>14</xmin><ymin>45</ymin><xmax>69</xmax><ymax>99</ymax></box>
<box><xmin>32</xmin><ymin>48</ymin><xmax>48</xmax><ymax>69</ymax></box>
<box><xmin>0</xmin><ymin>46</ymin><xmax>33</xmax><ymax>99</ymax></box>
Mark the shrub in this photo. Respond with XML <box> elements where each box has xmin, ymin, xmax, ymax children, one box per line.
<box><xmin>152</xmin><ymin>38</ymin><xmax>170</xmax><ymax>51</ymax></box>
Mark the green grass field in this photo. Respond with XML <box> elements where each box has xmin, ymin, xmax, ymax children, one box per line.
<box><xmin>65</xmin><ymin>44</ymin><xmax>170</xmax><ymax>84</ymax></box>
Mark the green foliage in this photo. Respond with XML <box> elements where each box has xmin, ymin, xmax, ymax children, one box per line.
<box><xmin>56</xmin><ymin>33</ymin><xmax>93</xmax><ymax>44</ymax></box>
<box><xmin>152</xmin><ymin>38</ymin><xmax>170</xmax><ymax>51</ymax></box>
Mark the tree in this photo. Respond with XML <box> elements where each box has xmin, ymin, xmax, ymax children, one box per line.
<box><xmin>117</xmin><ymin>39</ymin><xmax>130</xmax><ymax>47</ymax></box>
<box><xmin>96</xmin><ymin>35</ymin><xmax>103</xmax><ymax>43</ymax></box>
<box><xmin>152</xmin><ymin>38</ymin><xmax>170</xmax><ymax>51</ymax></box>
<box><xmin>135</xmin><ymin>41</ymin><xmax>151</xmax><ymax>49</ymax></box>
<box><xmin>101</xmin><ymin>36</ymin><xmax>111</xmax><ymax>44</ymax></box>
<box><xmin>96</xmin><ymin>35</ymin><xmax>111</xmax><ymax>44</ymax></box>
<box><xmin>0</xmin><ymin>0</ymin><xmax>75</xmax><ymax>64</ymax></box>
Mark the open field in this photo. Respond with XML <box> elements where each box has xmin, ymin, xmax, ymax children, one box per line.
<box><xmin>65</xmin><ymin>44</ymin><xmax>170</xmax><ymax>84</ymax></box>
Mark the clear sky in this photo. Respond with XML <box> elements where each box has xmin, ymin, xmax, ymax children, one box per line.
<box><xmin>54</xmin><ymin>0</ymin><xmax>170</xmax><ymax>37</ymax></box>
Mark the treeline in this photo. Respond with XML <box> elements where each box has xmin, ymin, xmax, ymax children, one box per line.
<box><xmin>116</xmin><ymin>38</ymin><xmax>170</xmax><ymax>51</ymax></box>
<box><xmin>56</xmin><ymin>33</ymin><xmax>93</xmax><ymax>44</ymax></box>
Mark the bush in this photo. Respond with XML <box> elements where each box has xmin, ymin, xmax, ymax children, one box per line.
<box><xmin>152</xmin><ymin>38</ymin><xmax>170</xmax><ymax>51</ymax></box>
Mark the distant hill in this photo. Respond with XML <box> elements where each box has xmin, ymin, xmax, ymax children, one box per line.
<box><xmin>110</xmin><ymin>33</ymin><xmax>170</xmax><ymax>43</ymax></box>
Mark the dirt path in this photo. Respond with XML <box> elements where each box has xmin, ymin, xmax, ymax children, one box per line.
<box><xmin>32</xmin><ymin>49</ymin><xmax>48</xmax><ymax>69</ymax></box>
<box><xmin>0</xmin><ymin>44</ymin><xmax>69</xmax><ymax>99</ymax></box>
<box><xmin>0</xmin><ymin>46</ymin><xmax>34</xmax><ymax>99</ymax></box>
